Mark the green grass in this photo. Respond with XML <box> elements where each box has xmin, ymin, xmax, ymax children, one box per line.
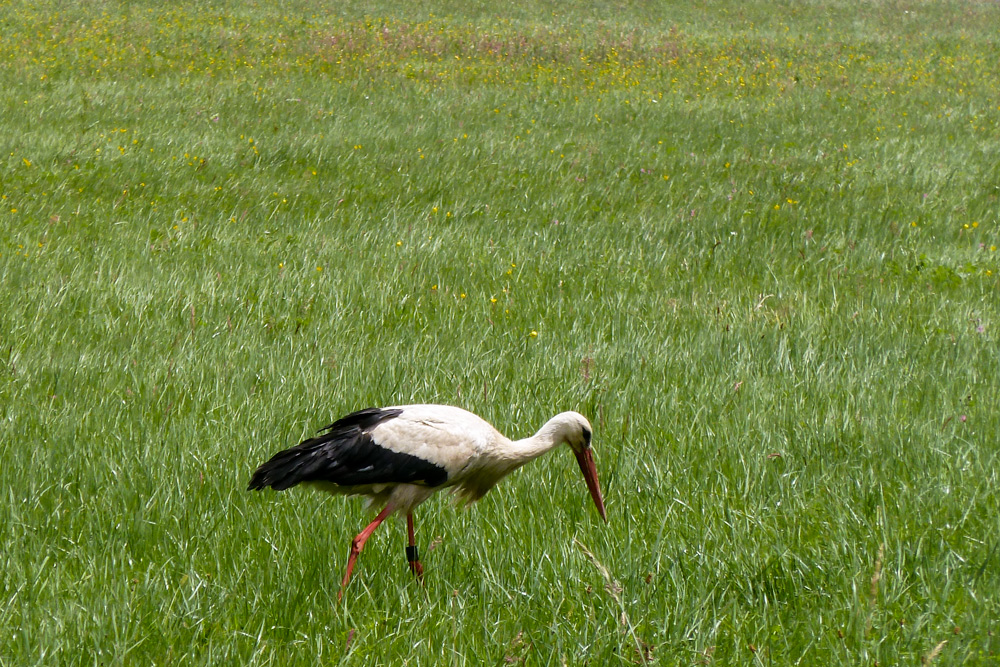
<box><xmin>2</xmin><ymin>0</ymin><xmax>1000</xmax><ymax>663</ymax></box>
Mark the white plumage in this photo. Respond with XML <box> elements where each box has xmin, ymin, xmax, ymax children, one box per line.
<box><xmin>248</xmin><ymin>404</ymin><xmax>606</xmax><ymax>598</ymax></box>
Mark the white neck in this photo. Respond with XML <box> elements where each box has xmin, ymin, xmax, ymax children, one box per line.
<box><xmin>498</xmin><ymin>413</ymin><xmax>579</xmax><ymax>466</ymax></box>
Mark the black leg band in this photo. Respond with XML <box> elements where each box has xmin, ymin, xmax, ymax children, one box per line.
<box><xmin>406</xmin><ymin>545</ymin><xmax>419</xmax><ymax>563</ymax></box>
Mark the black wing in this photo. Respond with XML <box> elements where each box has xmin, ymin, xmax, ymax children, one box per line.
<box><xmin>247</xmin><ymin>407</ymin><xmax>447</xmax><ymax>491</ymax></box>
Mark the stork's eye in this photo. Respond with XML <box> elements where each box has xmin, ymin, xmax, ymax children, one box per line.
<box><xmin>582</xmin><ymin>426</ymin><xmax>592</xmax><ymax>447</ymax></box>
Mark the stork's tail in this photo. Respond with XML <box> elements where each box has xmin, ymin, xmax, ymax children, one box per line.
<box><xmin>247</xmin><ymin>448</ymin><xmax>310</xmax><ymax>491</ymax></box>
<box><xmin>247</xmin><ymin>407</ymin><xmax>406</xmax><ymax>491</ymax></box>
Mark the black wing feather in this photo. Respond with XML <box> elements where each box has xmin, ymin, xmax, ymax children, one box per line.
<box><xmin>247</xmin><ymin>407</ymin><xmax>448</xmax><ymax>491</ymax></box>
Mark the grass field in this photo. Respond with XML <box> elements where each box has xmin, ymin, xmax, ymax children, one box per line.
<box><xmin>3</xmin><ymin>0</ymin><xmax>1000</xmax><ymax>663</ymax></box>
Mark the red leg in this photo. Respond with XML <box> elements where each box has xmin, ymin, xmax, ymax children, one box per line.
<box><xmin>406</xmin><ymin>512</ymin><xmax>424</xmax><ymax>579</ymax></box>
<box><xmin>338</xmin><ymin>505</ymin><xmax>393</xmax><ymax>601</ymax></box>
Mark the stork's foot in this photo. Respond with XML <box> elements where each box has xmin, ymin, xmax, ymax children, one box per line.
<box><xmin>405</xmin><ymin>512</ymin><xmax>424</xmax><ymax>582</ymax></box>
<box><xmin>337</xmin><ymin>537</ymin><xmax>364</xmax><ymax>601</ymax></box>
<box><xmin>337</xmin><ymin>505</ymin><xmax>394</xmax><ymax>602</ymax></box>
<box><xmin>406</xmin><ymin>545</ymin><xmax>424</xmax><ymax>580</ymax></box>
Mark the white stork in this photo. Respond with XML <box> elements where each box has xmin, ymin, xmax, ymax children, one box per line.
<box><xmin>248</xmin><ymin>404</ymin><xmax>606</xmax><ymax>599</ymax></box>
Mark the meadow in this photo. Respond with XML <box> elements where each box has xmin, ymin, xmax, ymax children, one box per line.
<box><xmin>2</xmin><ymin>0</ymin><xmax>1000</xmax><ymax>663</ymax></box>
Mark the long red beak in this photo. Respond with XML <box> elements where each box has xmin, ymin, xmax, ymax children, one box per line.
<box><xmin>574</xmin><ymin>448</ymin><xmax>607</xmax><ymax>523</ymax></box>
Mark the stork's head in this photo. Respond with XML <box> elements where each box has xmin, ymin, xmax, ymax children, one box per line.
<box><xmin>551</xmin><ymin>411</ymin><xmax>607</xmax><ymax>523</ymax></box>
